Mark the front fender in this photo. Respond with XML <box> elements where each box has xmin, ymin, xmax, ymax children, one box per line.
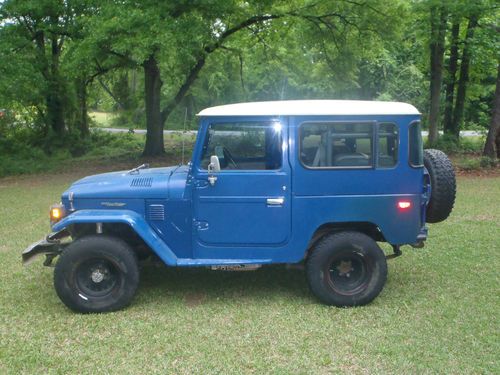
<box><xmin>52</xmin><ymin>209</ymin><xmax>178</xmax><ymax>266</ymax></box>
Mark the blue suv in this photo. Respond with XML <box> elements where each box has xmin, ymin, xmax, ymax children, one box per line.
<box><xmin>23</xmin><ymin>100</ymin><xmax>456</xmax><ymax>312</ymax></box>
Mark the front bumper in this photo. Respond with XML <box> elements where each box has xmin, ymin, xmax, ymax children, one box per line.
<box><xmin>22</xmin><ymin>229</ymin><xmax>70</xmax><ymax>266</ymax></box>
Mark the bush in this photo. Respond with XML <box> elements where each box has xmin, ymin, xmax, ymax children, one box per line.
<box><xmin>455</xmin><ymin>156</ymin><xmax>498</xmax><ymax>171</ymax></box>
<box><xmin>110</xmin><ymin>108</ymin><xmax>145</xmax><ymax>129</ymax></box>
<box><xmin>0</xmin><ymin>127</ymin><xmax>144</xmax><ymax>177</ymax></box>
<box><xmin>426</xmin><ymin>134</ymin><xmax>484</xmax><ymax>155</ymax></box>
<box><xmin>479</xmin><ymin>156</ymin><xmax>498</xmax><ymax>168</ymax></box>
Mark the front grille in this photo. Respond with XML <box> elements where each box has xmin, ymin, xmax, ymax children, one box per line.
<box><xmin>131</xmin><ymin>177</ymin><xmax>153</xmax><ymax>187</ymax></box>
<box><xmin>148</xmin><ymin>204</ymin><xmax>165</xmax><ymax>221</ymax></box>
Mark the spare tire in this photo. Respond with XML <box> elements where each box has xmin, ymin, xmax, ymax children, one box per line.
<box><xmin>424</xmin><ymin>149</ymin><xmax>456</xmax><ymax>223</ymax></box>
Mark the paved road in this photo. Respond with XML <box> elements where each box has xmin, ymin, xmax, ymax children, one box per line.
<box><xmin>421</xmin><ymin>130</ymin><xmax>484</xmax><ymax>137</ymax></box>
<box><xmin>100</xmin><ymin>127</ymin><xmax>485</xmax><ymax>137</ymax></box>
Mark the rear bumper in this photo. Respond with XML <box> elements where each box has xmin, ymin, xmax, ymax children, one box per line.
<box><xmin>22</xmin><ymin>230</ymin><xmax>69</xmax><ymax>265</ymax></box>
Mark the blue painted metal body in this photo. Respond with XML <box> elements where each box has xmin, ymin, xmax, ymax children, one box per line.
<box><xmin>53</xmin><ymin>113</ymin><xmax>426</xmax><ymax>267</ymax></box>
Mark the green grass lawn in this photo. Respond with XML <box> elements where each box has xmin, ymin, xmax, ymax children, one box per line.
<box><xmin>0</xmin><ymin>172</ymin><xmax>498</xmax><ymax>373</ymax></box>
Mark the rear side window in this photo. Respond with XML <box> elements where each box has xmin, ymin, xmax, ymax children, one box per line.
<box><xmin>300</xmin><ymin>122</ymin><xmax>373</xmax><ymax>168</ymax></box>
<box><xmin>200</xmin><ymin>122</ymin><xmax>282</xmax><ymax>170</ymax></box>
<box><xmin>378</xmin><ymin>123</ymin><xmax>398</xmax><ymax>168</ymax></box>
<box><xmin>409</xmin><ymin>121</ymin><xmax>423</xmax><ymax>167</ymax></box>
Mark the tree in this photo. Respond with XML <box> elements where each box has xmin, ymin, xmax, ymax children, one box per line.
<box><xmin>0</xmin><ymin>0</ymin><xmax>98</xmax><ymax>140</ymax></box>
<box><xmin>483</xmin><ymin>62</ymin><xmax>500</xmax><ymax>158</ymax></box>
<box><xmin>451</xmin><ymin>13</ymin><xmax>480</xmax><ymax>138</ymax></box>
<box><xmin>443</xmin><ymin>20</ymin><xmax>460</xmax><ymax>134</ymax></box>
<box><xmin>85</xmin><ymin>0</ymin><xmax>403</xmax><ymax>156</ymax></box>
<box><xmin>428</xmin><ymin>4</ymin><xmax>448</xmax><ymax>144</ymax></box>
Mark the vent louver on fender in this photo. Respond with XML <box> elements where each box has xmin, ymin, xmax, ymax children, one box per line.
<box><xmin>131</xmin><ymin>177</ymin><xmax>153</xmax><ymax>187</ymax></box>
<box><xmin>147</xmin><ymin>204</ymin><xmax>165</xmax><ymax>221</ymax></box>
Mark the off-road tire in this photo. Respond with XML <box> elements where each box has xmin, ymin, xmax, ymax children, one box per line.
<box><xmin>424</xmin><ymin>149</ymin><xmax>456</xmax><ymax>223</ymax></box>
<box><xmin>54</xmin><ymin>235</ymin><xmax>139</xmax><ymax>313</ymax></box>
<box><xmin>306</xmin><ymin>231</ymin><xmax>387</xmax><ymax>307</ymax></box>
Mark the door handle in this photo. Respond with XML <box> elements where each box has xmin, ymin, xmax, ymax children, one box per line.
<box><xmin>267</xmin><ymin>197</ymin><xmax>284</xmax><ymax>206</ymax></box>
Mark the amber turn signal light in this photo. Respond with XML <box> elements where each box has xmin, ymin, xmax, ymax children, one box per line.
<box><xmin>50</xmin><ymin>204</ymin><xmax>65</xmax><ymax>223</ymax></box>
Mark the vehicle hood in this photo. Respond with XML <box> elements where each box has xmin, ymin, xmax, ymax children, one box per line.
<box><xmin>61</xmin><ymin>165</ymin><xmax>189</xmax><ymax>200</ymax></box>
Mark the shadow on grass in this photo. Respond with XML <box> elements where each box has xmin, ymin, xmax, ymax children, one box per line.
<box><xmin>136</xmin><ymin>263</ymin><xmax>313</xmax><ymax>306</ymax></box>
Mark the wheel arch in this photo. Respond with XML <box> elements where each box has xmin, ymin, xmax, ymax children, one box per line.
<box><xmin>52</xmin><ymin>209</ymin><xmax>178</xmax><ymax>266</ymax></box>
<box><xmin>304</xmin><ymin>221</ymin><xmax>385</xmax><ymax>259</ymax></box>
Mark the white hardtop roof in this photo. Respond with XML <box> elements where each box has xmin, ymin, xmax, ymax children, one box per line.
<box><xmin>198</xmin><ymin>100</ymin><xmax>420</xmax><ymax>117</ymax></box>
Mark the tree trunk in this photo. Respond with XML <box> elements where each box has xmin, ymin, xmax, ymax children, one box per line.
<box><xmin>428</xmin><ymin>6</ymin><xmax>447</xmax><ymax>144</ymax></box>
<box><xmin>47</xmin><ymin>34</ymin><xmax>66</xmax><ymax>135</ymax></box>
<box><xmin>46</xmin><ymin>89</ymin><xmax>66</xmax><ymax>135</ymax></box>
<box><xmin>496</xmin><ymin>128</ymin><xmax>500</xmax><ymax>159</ymax></box>
<box><xmin>483</xmin><ymin>62</ymin><xmax>500</xmax><ymax>158</ymax></box>
<box><xmin>143</xmin><ymin>54</ymin><xmax>165</xmax><ymax>156</ymax></box>
<box><xmin>75</xmin><ymin>78</ymin><xmax>90</xmax><ymax>138</ymax></box>
<box><xmin>451</xmin><ymin>15</ymin><xmax>479</xmax><ymax>139</ymax></box>
<box><xmin>443</xmin><ymin>21</ymin><xmax>460</xmax><ymax>135</ymax></box>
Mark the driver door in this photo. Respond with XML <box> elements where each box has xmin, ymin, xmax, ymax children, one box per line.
<box><xmin>192</xmin><ymin>120</ymin><xmax>291</xmax><ymax>257</ymax></box>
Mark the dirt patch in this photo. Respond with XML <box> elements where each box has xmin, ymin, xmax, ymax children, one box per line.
<box><xmin>455</xmin><ymin>168</ymin><xmax>500</xmax><ymax>178</ymax></box>
<box><xmin>184</xmin><ymin>292</ymin><xmax>206</xmax><ymax>308</ymax></box>
<box><xmin>471</xmin><ymin>214</ymin><xmax>497</xmax><ymax>222</ymax></box>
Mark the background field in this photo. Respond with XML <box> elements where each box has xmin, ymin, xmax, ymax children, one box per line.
<box><xmin>0</xmin><ymin>169</ymin><xmax>498</xmax><ymax>374</ymax></box>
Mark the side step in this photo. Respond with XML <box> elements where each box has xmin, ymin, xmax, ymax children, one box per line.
<box><xmin>210</xmin><ymin>264</ymin><xmax>262</xmax><ymax>271</ymax></box>
<box><xmin>176</xmin><ymin>258</ymin><xmax>272</xmax><ymax>267</ymax></box>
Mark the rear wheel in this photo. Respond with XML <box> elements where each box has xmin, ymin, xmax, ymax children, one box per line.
<box><xmin>54</xmin><ymin>235</ymin><xmax>139</xmax><ymax>313</ymax></box>
<box><xmin>306</xmin><ymin>231</ymin><xmax>387</xmax><ymax>306</ymax></box>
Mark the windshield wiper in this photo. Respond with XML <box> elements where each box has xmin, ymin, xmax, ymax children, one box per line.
<box><xmin>128</xmin><ymin>163</ymin><xmax>150</xmax><ymax>175</ymax></box>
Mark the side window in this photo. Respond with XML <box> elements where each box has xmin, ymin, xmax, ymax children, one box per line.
<box><xmin>409</xmin><ymin>121</ymin><xmax>423</xmax><ymax>167</ymax></box>
<box><xmin>200</xmin><ymin>122</ymin><xmax>282</xmax><ymax>170</ymax></box>
<box><xmin>377</xmin><ymin>123</ymin><xmax>398</xmax><ymax>167</ymax></box>
<box><xmin>300</xmin><ymin>122</ymin><xmax>373</xmax><ymax>168</ymax></box>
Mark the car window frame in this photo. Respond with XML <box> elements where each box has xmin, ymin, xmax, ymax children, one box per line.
<box><xmin>298</xmin><ymin>120</ymin><xmax>377</xmax><ymax>170</ymax></box>
<box><xmin>408</xmin><ymin>120</ymin><xmax>424</xmax><ymax>168</ymax></box>
<box><xmin>197</xmin><ymin>120</ymin><xmax>284</xmax><ymax>172</ymax></box>
<box><xmin>375</xmin><ymin>122</ymin><xmax>400</xmax><ymax>170</ymax></box>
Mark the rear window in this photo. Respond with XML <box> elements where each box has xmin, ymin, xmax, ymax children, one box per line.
<box><xmin>409</xmin><ymin>121</ymin><xmax>423</xmax><ymax>167</ymax></box>
<box><xmin>299</xmin><ymin>122</ymin><xmax>373</xmax><ymax>168</ymax></box>
<box><xmin>378</xmin><ymin>123</ymin><xmax>398</xmax><ymax>168</ymax></box>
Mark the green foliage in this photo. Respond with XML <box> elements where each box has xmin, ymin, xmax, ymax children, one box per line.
<box><xmin>0</xmin><ymin>0</ymin><xmax>498</xmax><ymax>158</ymax></box>
<box><xmin>110</xmin><ymin>109</ymin><xmax>146</xmax><ymax>130</ymax></box>
<box><xmin>456</xmin><ymin>155</ymin><xmax>499</xmax><ymax>170</ymax></box>
<box><xmin>426</xmin><ymin>134</ymin><xmax>485</xmax><ymax>154</ymax></box>
<box><xmin>0</xmin><ymin>129</ymin><xmax>143</xmax><ymax>177</ymax></box>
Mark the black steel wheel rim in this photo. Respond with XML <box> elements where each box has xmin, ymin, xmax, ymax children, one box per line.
<box><xmin>328</xmin><ymin>252</ymin><xmax>371</xmax><ymax>295</ymax></box>
<box><xmin>75</xmin><ymin>258</ymin><xmax>120</xmax><ymax>297</ymax></box>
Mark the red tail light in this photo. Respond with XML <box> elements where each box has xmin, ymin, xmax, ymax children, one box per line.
<box><xmin>398</xmin><ymin>201</ymin><xmax>412</xmax><ymax>210</ymax></box>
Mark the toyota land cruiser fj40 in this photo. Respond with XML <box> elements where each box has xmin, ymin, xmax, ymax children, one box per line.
<box><xmin>23</xmin><ymin>100</ymin><xmax>456</xmax><ymax>313</ymax></box>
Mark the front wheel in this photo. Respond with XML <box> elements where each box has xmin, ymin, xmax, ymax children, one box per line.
<box><xmin>306</xmin><ymin>231</ymin><xmax>387</xmax><ymax>307</ymax></box>
<box><xmin>54</xmin><ymin>235</ymin><xmax>139</xmax><ymax>313</ymax></box>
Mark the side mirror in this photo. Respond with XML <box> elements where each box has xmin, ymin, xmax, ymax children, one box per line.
<box><xmin>207</xmin><ymin>155</ymin><xmax>220</xmax><ymax>186</ymax></box>
<box><xmin>208</xmin><ymin>155</ymin><xmax>220</xmax><ymax>173</ymax></box>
